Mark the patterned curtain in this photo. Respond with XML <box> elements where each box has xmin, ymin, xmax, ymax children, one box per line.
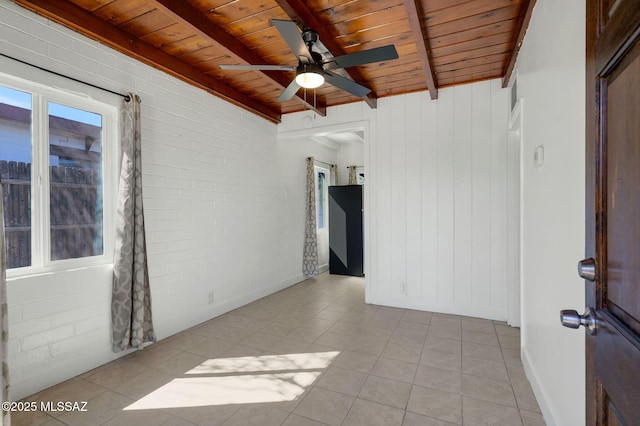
<box><xmin>348</xmin><ymin>166</ymin><xmax>358</xmax><ymax>185</ymax></box>
<box><xmin>0</xmin><ymin>182</ymin><xmax>10</xmax><ymax>426</ymax></box>
<box><xmin>302</xmin><ymin>157</ymin><xmax>319</xmax><ymax>276</ymax></box>
<box><xmin>112</xmin><ymin>94</ymin><xmax>155</xmax><ymax>352</ymax></box>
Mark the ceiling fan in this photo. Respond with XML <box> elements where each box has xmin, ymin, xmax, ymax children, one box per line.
<box><xmin>220</xmin><ymin>20</ymin><xmax>399</xmax><ymax>101</ymax></box>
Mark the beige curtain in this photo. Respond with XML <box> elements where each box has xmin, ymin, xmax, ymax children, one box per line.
<box><xmin>302</xmin><ymin>157</ymin><xmax>319</xmax><ymax>276</ymax></box>
<box><xmin>112</xmin><ymin>94</ymin><xmax>155</xmax><ymax>352</ymax></box>
<box><xmin>0</xmin><ymin>182</ymin><xmax>10</xmax><ymax>426</ymax></box>
<box><xmin>348</xmin><ymin>165</ymin><xmax>358</xmax><ymax>185</ymax></box>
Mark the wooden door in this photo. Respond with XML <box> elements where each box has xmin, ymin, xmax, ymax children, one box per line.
<box><xmin>585</xmin><ymin>0</ymin><xmax>640</xmax><ymax>423</ymax></box>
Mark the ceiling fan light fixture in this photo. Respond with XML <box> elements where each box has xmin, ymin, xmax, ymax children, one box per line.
<box><xmin>296</xmin><ymin>63</ymin><xmax>325</xmax><ymax>89</ymax></box>
<box><xmin>296</xmin><ymin>72</ymin><xmax>324</xmax><ymax>89</ymax></box>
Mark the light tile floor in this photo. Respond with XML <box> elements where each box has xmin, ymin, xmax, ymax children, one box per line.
<box><xmin>14</xmin><ymin>273</ymin><xmax>546</xmax><ymax>426</ymax></box>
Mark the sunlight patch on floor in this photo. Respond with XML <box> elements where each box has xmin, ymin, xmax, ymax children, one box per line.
<box><xmin>124</xmin><ymin>372</ymin><xmax>321</xmax><ymax>409</ymax></box>
<box><xmin>124</xmin><ymin>351</ymin><xmax>340</xmax><ymax>410</ymax></box>
<box><xmin>185</xmin><ymin>351</ymin><xmax>340</xmax><ymax>375</ymax></box>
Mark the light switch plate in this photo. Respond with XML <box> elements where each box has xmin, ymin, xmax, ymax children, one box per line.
<box><xmin>534</xmin><ymin>145</ymin><xmax>544</xmax><ymax>167</ymax></box>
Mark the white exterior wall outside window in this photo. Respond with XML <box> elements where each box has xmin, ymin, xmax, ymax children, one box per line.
<box><xmin>0</xmin><ymin>74</ymin><xmax>117</xmax><ymax>277</ymax></box>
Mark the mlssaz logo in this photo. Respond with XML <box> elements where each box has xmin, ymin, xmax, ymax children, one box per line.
<box><xmin>40</xmin><ymin>401</ymin><xmax>88</xmax><ymax>412</ymax></box>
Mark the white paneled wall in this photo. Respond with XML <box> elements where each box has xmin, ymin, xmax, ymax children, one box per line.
<box><xmin>370</xmin><ymin>83</ymin><xmax>508</xmax><ymax>319</ymax></box>
<box><xmin>280</xmin><ymin>80</ymin><xmax>509</xmax><ymax>320</ymax></box>
<box><xmin>0</xmin><ymin>1</ymin><xmax>318</xmax><ymax>400</ymax></box>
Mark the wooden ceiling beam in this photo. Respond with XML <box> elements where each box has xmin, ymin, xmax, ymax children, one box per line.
<box><xmin>11</xmin><ymin>0</ymin><xmax>283</xmax><ymax>123</ymax></box>
<box><xmin>502</xmin><ymin>0</ymin><xmax>537</xmax><ymax>87</ymax></box>
<box><xmin>404</xmin><ymin>0</ymin><xmax>438</xmax><ymax>100</ymax></box>
<box><xmin>274</xmin><ymin>0</ymin><xmax>378</xmax><ymax>110</ymax></box>
<box><xmin>153</xmin><ymin>0</ymin><xmax>326</xmax><ymax>117</ymax></box>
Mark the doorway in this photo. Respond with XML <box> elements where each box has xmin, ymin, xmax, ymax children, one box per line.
<box><xmin>278</xmin><ymin>120</ymin><xmax>370</xmax><ymax>299</ymax></box>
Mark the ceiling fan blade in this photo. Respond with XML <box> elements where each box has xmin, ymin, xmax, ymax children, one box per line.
<box><xmin>278</xmin><ymin>79</ymin><xmax>302</xmax><ymax>101</ymax></box>
<box><xmin>323</xmin><ymin>45</ymin><xmax>399</xmax><ymax>70</ymax></box>
<box><xmin>323</xmin><ymin>71</ymin><xmax>371</xmax><ymax>98</ymax></box>
<box><xmin>220</xmin><ymin>64</ymin><xmax>296</xmax><ymax>71</ymax></box>
<box><xmin>272</xmin><ymin>20</ymin><xmax>312</xmax><ymax>63</ymax></box>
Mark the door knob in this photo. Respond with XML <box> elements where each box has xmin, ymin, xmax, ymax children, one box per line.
<box><xmin>560</xmin><ymin>308</ymin><xmax>596</xmax><ymax>334</ymax></box>
<box><xmin>578</xmin><ymin>258</ymin><xmax>596</xmax><ymax>281</ymax></box>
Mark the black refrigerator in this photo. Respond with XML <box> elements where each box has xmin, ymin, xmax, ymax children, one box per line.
<box><xmin>328</xmin><ymin>185</ymin><xmax>364</xmax><ymax>277</ymax></box>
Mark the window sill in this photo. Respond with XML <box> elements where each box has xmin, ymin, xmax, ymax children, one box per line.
<box><xmin>6</xmin><ymin>257</ymin><xmax>114</xmax><ymax>281</ymax></box>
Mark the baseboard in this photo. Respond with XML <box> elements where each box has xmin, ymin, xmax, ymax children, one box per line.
<box><xmin>213</xmin><ymin>273</ymin><xmax>307</xmax><ymax>317</ymax></box>
<box><xmin>370</xmin><ymin>296</ymin><xmax>507</xmax><ymax>322</ymax></box>
<box><xmin>160</xmin><ymin>273</ymin><xmax>309</xmax><ymax>339</ymax></box>
<box><xmin>521</xmin><ymin>346</ymin><xmax>556</xmax><ymax>426</ymax></box>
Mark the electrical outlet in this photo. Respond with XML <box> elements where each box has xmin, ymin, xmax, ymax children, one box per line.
<box><xmin>208</xmin><ymin>291</ymin><xmax>215</xmax><ymax>304</ymax></box>
<box><xmin>401</xmin><ymin>282</ymin><xmax>408</xmax><ymax>295</ymax></box>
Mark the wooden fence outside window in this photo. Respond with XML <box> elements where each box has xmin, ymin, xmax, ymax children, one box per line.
<box><xmin>1</xmin><ymin>160</ymin><xmax>102</xmax><ymax>268</ymax></box>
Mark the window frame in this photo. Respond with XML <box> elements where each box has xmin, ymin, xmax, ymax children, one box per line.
<box><xmin>1</xmin><ymin>73</ymin><xmax>118</xmax><ymax>278</ymax></box>
<box><xmin>314</xmin><ymin>165</ymin><xmax>330</xmax><ymax>233</ymax></box>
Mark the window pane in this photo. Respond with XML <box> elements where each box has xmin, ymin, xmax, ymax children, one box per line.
<box><xmin>317</xmin><ymin>171</ymin><xmax>325</xmax><ymax>229</ymax></box>
<box><xmin>0</xmin><ymin>86</ymin><xmax>32</xmax><ymax>268</ymax></box>
<box><xmin>48</xmin><ymin>102</ymin><xmax>103</xmax><ymax>260</ymax></box>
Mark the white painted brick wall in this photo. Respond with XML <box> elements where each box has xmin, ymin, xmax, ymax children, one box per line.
<box><xmin>0</xmin><ymin>0</ymin><xmax>316</xmax><ymax>400</ymax></box>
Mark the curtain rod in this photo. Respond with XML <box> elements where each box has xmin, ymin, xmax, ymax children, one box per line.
<box><xmin>347</xmin><ymin>165</ymin><xmax>364</xmax><ymax>168</ymax></box>
<box><xmin>308</xmin><ymin>157</ymin><xmax>335</xmax><ymax>168</ymax></box>
<box><xmin>0</xmin><ymin>52</ymin><xmax>131</xmax><ymax>101</ymax></box>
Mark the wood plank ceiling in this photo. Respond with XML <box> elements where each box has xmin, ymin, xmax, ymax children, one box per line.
<box><xmin>11</xmin><ymin>0</ymin><xmax>535</xmax><ymax>123</ymax></box>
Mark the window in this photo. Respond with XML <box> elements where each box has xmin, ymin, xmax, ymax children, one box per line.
<box><xmin>315</xmin><ymin>166</ymin><xmax>330</xmax><ymax>231</ymax></box>
<box><xmin>0</xmin><ymin>77</ymin><xmax>116</xmax><ymax>273</ymax></box>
